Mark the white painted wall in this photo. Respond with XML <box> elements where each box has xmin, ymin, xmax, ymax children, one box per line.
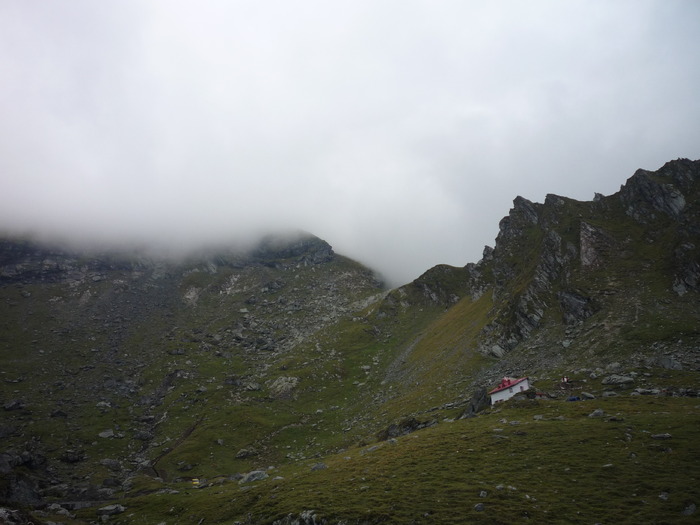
<box><xmin>490</xmin><ymin>378</ymin><xmax>531</xmax><ymax>404</ymax></box>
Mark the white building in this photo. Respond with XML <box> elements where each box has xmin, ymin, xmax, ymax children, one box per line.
<box><xmin>489</xmin><ymin>376</ymin><xmax>531</xmax><ymax>405</ymax></box>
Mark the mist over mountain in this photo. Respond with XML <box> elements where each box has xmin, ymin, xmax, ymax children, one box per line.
<box><xmin>1</xmin><ymin>158</ymin><xmax>699</xmax><ymax>523</ymax></box>
<box><xmin>3</xmin><ymin>2</ymin><xmax>700</xmax><ymax>522</ymax></box>
<box><xmin>2</xmin><ymin>2</ymin><xmax>700</xmax><ymax>287</ymax></box>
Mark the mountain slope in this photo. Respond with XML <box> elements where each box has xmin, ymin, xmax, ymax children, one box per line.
<box><xmin>1</xmin><ymin>159</ymin><xmax>699</xmax><ymax>524</ymax></box>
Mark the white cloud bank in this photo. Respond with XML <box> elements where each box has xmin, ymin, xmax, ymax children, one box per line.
<box><xmin>1</xmin><ymin>1</ymin><xmax>699</xmax><ymax>285</ymax></box>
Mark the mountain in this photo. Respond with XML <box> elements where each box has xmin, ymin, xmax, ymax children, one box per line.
<box><xmin>1</xmin><ymin>159</ymin><xmax>699</xmax><ymax>524</ymax></box>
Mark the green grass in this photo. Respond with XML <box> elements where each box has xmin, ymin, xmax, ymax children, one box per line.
<box><xmin>71</xmin><ymin>391</ymin><xmax>700</xmax><ymax>524</ymax></box>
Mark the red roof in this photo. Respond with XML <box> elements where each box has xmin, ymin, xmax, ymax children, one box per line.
<box><xmin>489</xmin><ymin>376</ymin><xmax>529</xmax><ymax>395</ymax></box>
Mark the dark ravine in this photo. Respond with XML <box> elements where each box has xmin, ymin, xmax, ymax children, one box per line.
<box><xmin>1</xmin><ymin>159</ymin><xmax>699</xmax><ymax>523</ymax></box>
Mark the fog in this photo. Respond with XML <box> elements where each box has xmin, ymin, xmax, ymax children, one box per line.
<box><xmin>2</xmin><ymin>1</ymin><xmax>699</xmax><ymax>286</ymax></box>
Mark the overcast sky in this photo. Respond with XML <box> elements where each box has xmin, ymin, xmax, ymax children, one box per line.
<box><xmin>1</xmin><ymin>1</ymin><xmax>699</xmax><ymax>285</ymax></box>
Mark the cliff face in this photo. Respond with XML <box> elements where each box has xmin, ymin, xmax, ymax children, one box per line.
<box><xmin>391</xmin><ymin>159</ymin><xmax>699</xmax><ymax>372</ymax></box>
<box><xmin>456</xmin><ymin>158</ymin><xmax>700</xmax><ymax>361</ymax></box>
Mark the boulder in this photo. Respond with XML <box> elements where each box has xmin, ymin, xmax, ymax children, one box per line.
<box><xmin>657</xmin><ymin>356</ymin><xmax>683</xmax><ymax>370</ymax></box>
<box><xmin>235</xmin><ymin>447</ymin><xmax>258</xmax><ymax>459</ymax></box>
<box><xmin>461</xmin><ymin>387</ymin><xmax>489</xmax><ymax>418</ymax></box>
<box><xmin>602</xmin><ymin>375</ymin><xmax>634</xmax><ymax>385</ymax></box>
<box><xmin>3</xmin><ymin>399</ymin><xmax>24</xmax><ymax>411</ymax></box>
<box><xmin>239</xmin><ymin>470</ymin><xmax>269</xmax><ymax>484</ymax></box>
<box><xmin>97</xmin><ymin>504</ymin><xmax>126</xmax><ymax>516</ymax></box>
<box><xmin>267</xmin><ymin>376</ymin><xmax>299</xmax><ymax>399</ymax></box>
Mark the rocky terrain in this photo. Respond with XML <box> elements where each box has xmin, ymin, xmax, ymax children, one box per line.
<box><xmin>1</xmin><ymin>159</ymin><xmax>699</xmax><ymax>524</ymax></box>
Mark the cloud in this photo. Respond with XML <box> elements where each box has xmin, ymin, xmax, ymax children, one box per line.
<box><xmin>1</xmin><ymin>0</ymin><xmax>700</xmax><ymax>285</ymax></box>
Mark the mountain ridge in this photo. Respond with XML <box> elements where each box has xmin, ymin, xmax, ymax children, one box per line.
<box><xmin>1</xmin><ymin>159</ymin><xmax>699</xmax><ymax>524</ymax></box>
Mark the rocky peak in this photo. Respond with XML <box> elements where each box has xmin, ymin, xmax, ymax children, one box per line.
<box><xmin>496</xmin><ymin>196</ymin><xmax>540</xmax><ymax>241</ymax></box>
<box><xmin>618</xmin><ymin>158</ymin><xmax>699</xmax><ymax>222</ymax></box>
<box><xmin>467</xmin><ymin>158</ymin><xmax>700</xmax><ymax>358</ymax></box>
<box><xmin>252</xmin><ymin>232</ymin><xmax>334</xmax><ymax>265</ymax></box>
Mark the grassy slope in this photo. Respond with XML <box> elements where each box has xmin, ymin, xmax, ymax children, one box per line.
<box><xmin>5</xmin><ymin>162</ymin><xmax>700</xmax><ymax>523</ymax></box>
<box><xmin>68</xmin><ymin>372</ymin><xmax>700</xmax><ymax>524</ymax></box>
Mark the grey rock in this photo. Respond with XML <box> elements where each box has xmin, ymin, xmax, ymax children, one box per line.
<box><xmin>588</xmin><ymin>409</ymin><xmax>605</xmax><ymax>418</ymax></box>
<box><xmin>620</xmin><ymin>166</ymin><xmax>687</xmax><ymax>221</ymax></box>
<box><xmin>0</xmin><ymin>424</ymin><xmax>18</xmax><ymax>438</ymax></box>
<box><xmin>235</xmin><ymin>447</ymin><xmax>258</xmax><ymax>459</ymax></box>
<box><xmin>100</xmin><ymin>458</ymin><xmax>121</xmax><ymax>471</ymax></box>
<box><xmin>133</xmin><ymin>430</ymin><xmax>153</xmax><ymax>441</ymax></box>
<box><xmin>683</xmin><ymin>503</ymin><xmax>696</xmax><ymax>516</ymax></box>
<box><xmin>377</xmin><ymin>417</ymin><xmax>435</xmax><ymax>440</ymax></box>
<box><xmin>59</xmin><ymin>450</ymin><xmax>85</xmax><ymax>464</ymax></box>
<box><xmin>267</xmin><ymin>376</ymin><xmax>299</xmax><ymax>399</ymax></box>
<box><xmin>461</xmin><ymin>387</ymin><xmax>489</xmax><ymax>418</ymax></box>
<box><xmin>658</xmin><ymin>356</ymin><xmax>683</xmax><ymax>370</ymax></box>
<box><xmin>581</xmin><ymin>391</ymin><xmax>596</xmax><ymax>399</ymax></box>
<box><xmin>97</xmin><ymin>504</ymin><xmax>126</xmax><ymax>516</ymax></box>
<box><xmin>47</xmin><ymin>503</ymin><xmax>73</xmax><ymax>517</ymax></box>
<box><xmin>3</xmin><ymin>399</ymin><xmax>24</xmax><ymax>411</ymax></box>
<box><xmin>0</xmin><ymin>508</ymin><xmax>22</xmax><ymax>524</ymax></box>
<box><xmin>272</xmin><ymin>509</ymin><xmax>326</xmax><ymax>525</ymax></box>
<box><xmin>651</xmin><ymin>433</ymin><xmax>672</xmax><ymax>440</ymax></box>
<box><xmin>474</xmin><ymin>503</ymin><xmax>485</xmax><ymax>512</ymax></box>
<box><xmin>602</xmin><ymin>375</ymin><xmax>634</xmax><ymax>385</ymax></box>
<box><xmin>606</xmin><ymin>362</ymin><xmax>622</xmax><ymax>373</ymax></box>
<box><xmin>239</xmin><ymin>470</ymin><xmax>269</xmax><ymax>484</ymax></box>
<box><xmin>310</xmin><ymin>463</ymin><xmax>327</xmax><ymax>471</ymax></box>
<box><xmin>558</xmin><ymin>290</ymin><xmax>596</xmax><ymax>325</ymax></box>
<box><xmin>635</xmin><ymin>388</ymin><xmax>660</xmax><ymax>395</ymax></box>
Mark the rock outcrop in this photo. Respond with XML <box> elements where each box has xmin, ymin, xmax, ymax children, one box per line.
<box><xmin>388</xmin><ymin>159</ymin><xmax>700</xmax><ymax>359</ymax></box>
